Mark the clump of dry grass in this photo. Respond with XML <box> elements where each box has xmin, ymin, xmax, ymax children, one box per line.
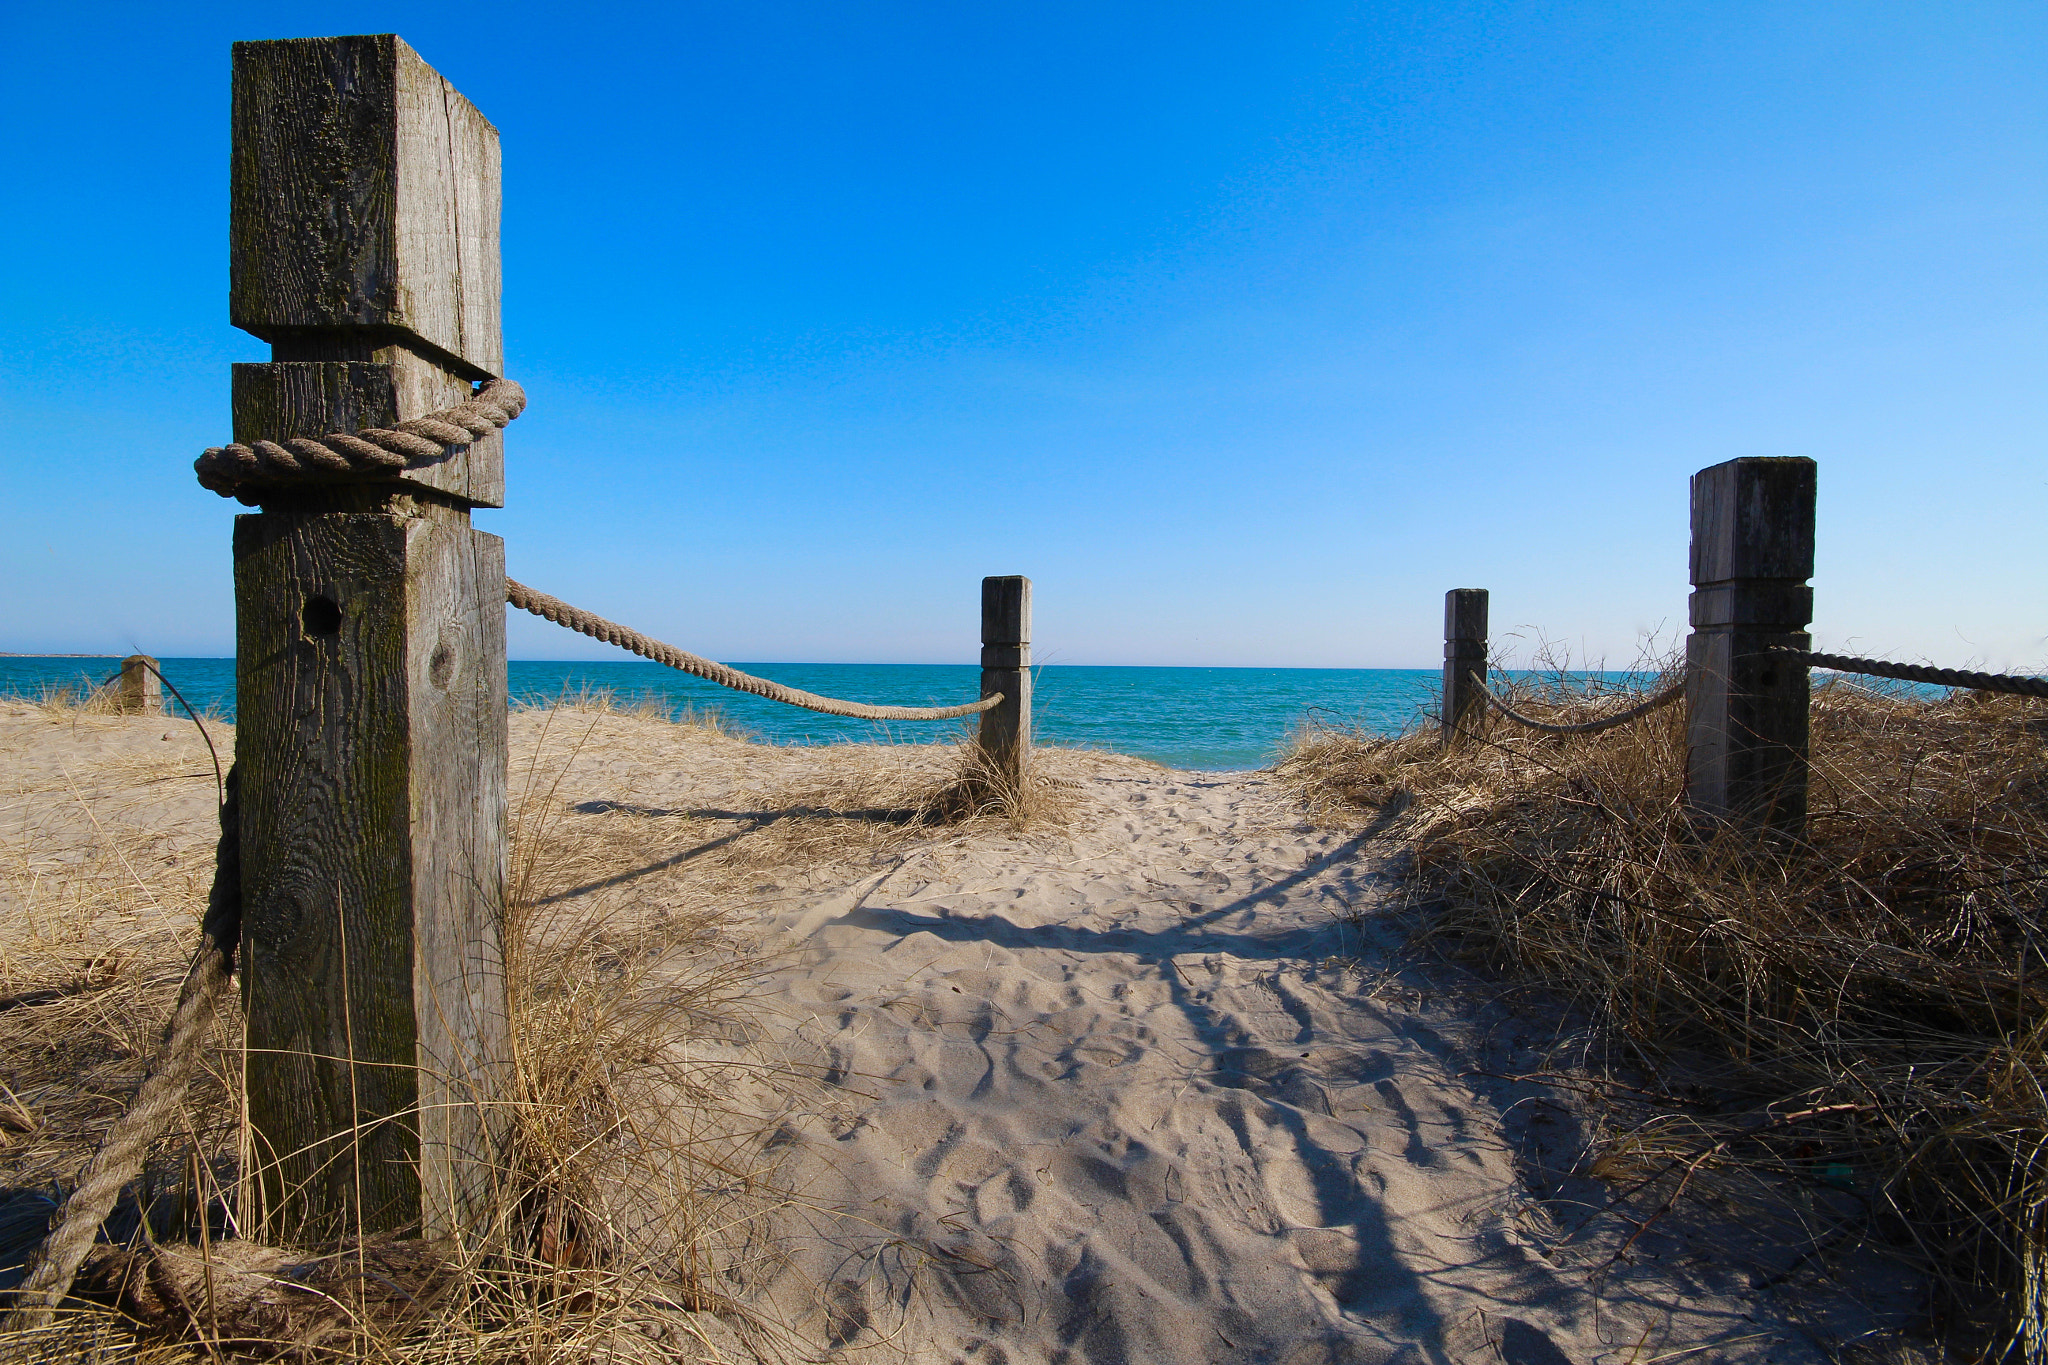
<box><xmin>1277</xmin><ymin>665</ymin><xmax>2048</xmax><ymax>1358</ymax></box>
<box><xmin>24</xmin><ymin>678</ymin><xmax>125</xmax><ymax>721</ymax></box>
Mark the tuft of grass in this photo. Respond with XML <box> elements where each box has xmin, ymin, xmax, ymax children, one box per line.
<box><xmin>26</xmin><ymin>679</ymin><xmax>124</xmax><ymax>720</ymax></box>
<box><xmin>1277</xmin><ymin>663</ymin><xmax>2048</xmax><ymax>1359</ymax></box>
<box><xmin>919</xmin><ymin>738</ymin><xmax>1074</xmax><ymax>827</ymax></box>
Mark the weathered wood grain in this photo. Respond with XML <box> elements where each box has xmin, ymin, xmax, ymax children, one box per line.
<box><xmin>233</xmin><ymin>509</ymin><xmax>507</xmax><ymax>1241</ymax></box>
<box><xmin>978</xmin><ymin>577</ymin><xmax>1032</xmax><ymax>786</ymax></box>
<box><xmin>1441</xmin><ymin>588</ymin><xmax>1488</xmax><ymax>744</ymax></box>
<box><xmin>1684</xmin><ymin>458</ymin><xmax>1816</xmax><ymax>834</ymax></box>
<box><xmin>230</xmin><ymin>35</ymin><xmax>502</xmax><ymax>378</ymax></box>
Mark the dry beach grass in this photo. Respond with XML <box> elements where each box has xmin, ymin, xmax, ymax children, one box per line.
<box><xmin>1278</xmin><ymin>667</ymin><xmax>2048</xmax><ymax>1360</ymax></box>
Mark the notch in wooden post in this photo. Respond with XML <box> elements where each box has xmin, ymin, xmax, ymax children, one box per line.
<box><xmin>1683</xmin><ymin>457</ymin><xmax>1816</xmax><ymax>836</ymax></box>
<box><xmin>1441</xmin><ymin>589</ymin><xmax>1488</xmax><ymax>743</ymax></box>
<box><xmin>118</xmin><ymin>655</ymin><xmax>162</xmax><ymax>715</ymax></box>
<box><xmin>228</xmin><ymin>33</ymin><xmax>509</xmax><ymax>1244</ymax></box>
<box><xmin>978</xmin><ymin>577</ymin><xmax>1032</xmax><ymax>792</ymax></box>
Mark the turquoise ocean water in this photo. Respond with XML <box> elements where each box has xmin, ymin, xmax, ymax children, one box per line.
<box><xmin>1</xmin><ymin>656</ymin><xmax>1458</xmax><ymax>769</ymax></box>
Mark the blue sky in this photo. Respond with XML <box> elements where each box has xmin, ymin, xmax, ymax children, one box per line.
<box><xmin>3</xmin><ymin>2</ymin><xmax>2043</xmax><ymax>669</ymax></box>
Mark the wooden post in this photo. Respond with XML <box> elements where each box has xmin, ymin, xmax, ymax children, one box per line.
<box><xmin>228</xmin><ymin>35</ymin><xmax>509</xmax><ymax>1244</ymax></box>
<box><xmin>1441</xmin><ymin>589</ymin><xmax>1488</xmax><ymax>743</ymax></box>
<box><xmin>1684</xmin><ymin>457</ymin><xmax>1816</xmax><ymax>836</ymax></box>
<box><xmin>118</xmin><ymin>655</ymin><xmax>162</xmax><ymax>715</ymax></box>
<box><xmin>978</xmin><ymin>577</ymin><xmax>1031</xmax><ymax>788</ymax></box>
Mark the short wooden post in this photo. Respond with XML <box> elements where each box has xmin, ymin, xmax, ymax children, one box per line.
<box><xmin>228</xmin><ymin>34</ymin><xmax>509</xmax><ymax>1243</ymax></box>
<box><xmin>117</xmin><ymin>655</ymin><xmax>162</xmax><ymax>715</ymax></box>
<box><xmin>978</xmin><ymin>576</ymin><xmax>1032</xmax><ymax>788</ymax></box>
<box><xmin>1684</xmin><ymin>457</ymin><xmax>1816</xmax><ymax>836</ymax></box>
<box><xmin>1441</xmin><ymin>589</ymin><xmax>1488</xmax><ymax>743</ymax></box>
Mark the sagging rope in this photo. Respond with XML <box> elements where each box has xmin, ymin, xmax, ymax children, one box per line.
<box><xmin>1476</xmin><ymin>679</ymin><xmax>1687</xmax><ymax>736</ymax></box>
<box><xmin>507</xmin><ymin>580</ymin><xmax>1000</xmax><ymax>721</ymax></box>
<box><xmin>3</xmin><ymin>772</ymin><xmax>242</xmax><ymax>1333</ymax></box>
<box><xmin>195</xmin><ymin>379</ymin><xmax>528</xmax><ymax>501</ymax></box>
<box><xmin>1769</xmin><ymin>648</ymin><xmax>2048</xmax><ymax>699</ymax></box>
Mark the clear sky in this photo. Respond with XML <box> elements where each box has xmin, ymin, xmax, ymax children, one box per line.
<box><xmin>3</xmin><ymin>3</ymin><xmax>2042</xmax><ymax>670</ymax></box>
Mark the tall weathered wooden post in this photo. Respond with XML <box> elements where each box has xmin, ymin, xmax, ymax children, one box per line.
<box><xmin>229</xmin><ymin>35</ymin><xmax>509</xmax><ymax>1242</ymax></box>
<box><xmin>978</xmin><ymin>576</ymin><xmax>1032</xmax><ymax>788</ymax></box>
<box><xmin>1441</xmin><ymin>588</ymin><xmax>1489</xmax><ymax>743</ymax></box>
<box><xmin>1684</xmin><ymin>457</ymin><xmax>1815</xmax><ymax>836</ymax></box>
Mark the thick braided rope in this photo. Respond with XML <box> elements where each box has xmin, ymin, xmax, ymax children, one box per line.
<box><xmin>1477</xmin><ymin>680</ymin><xmax>1687</xmax><ymax>736</ymax></box>
<box><xmin>4</xmin><ymin>772</ymin><xmax>241</xmax><ymax>1332</ymax></box>
<box><xmin>1771</xmin><ymin>648</ymin><xmax>2048</xmax><ymax>699</ymax></box>
<box><xmin>507</xmin><ymin>580</ymin><xmax>1001</xmax><ymax>721</ymax></box>
<box><xmin>195</xmin><ymin>378</ymin><xmax>527</xmax><ymax>498</ymax></box>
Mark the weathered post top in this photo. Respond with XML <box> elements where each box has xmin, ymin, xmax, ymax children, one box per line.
<box><xmin>1688</xmin><ymin>458</ymin><xmax>1815</xmax><ymax>624</ymax></box>
<box><xmin>230</xmin><ymin>34</ymin><xmax>503</xmax><ymax>507</ymax></box>
<box><xmin>231</xmin><ymin>35</ymin><xmax>501</xmax><ymax>376</ymax></box>
<box><xmin>982</xmin><ymin>577</ymin><xmax>1031</xmax><ymax>659</ymax></box>
<box><xmin>1444</xmin><ymin>589</ymin><xmax>1488</xmax><ymax>644</ymax></box>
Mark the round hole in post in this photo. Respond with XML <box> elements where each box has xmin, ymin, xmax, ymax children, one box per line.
<box><xmin>302</xmin><ymin>595</ymin><xmax>342</xmax><ymax>638</ymax></box>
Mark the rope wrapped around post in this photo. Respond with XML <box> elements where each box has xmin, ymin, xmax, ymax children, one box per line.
<box><xmin>1768</xmin><ymin>648</ymin><xmax>2048</xmax><ymax>699</ymax></box>
<box><xmin>507</xmin><ymin>579</ymin><xmax>1001</xmax><ymax>721</ymax></box>
<box><xmin>194</xmin><ymin>378</ymin><xmax>527</xmax><ymax>499</ymax></box>
<box><xmin>1476</xmin><ymin>680</ymin><xmax>1686</xmax><ymax>736</ymax></box>
<box><xmin>3</xmin><ymin>771</ymin><xmax>241</xmax><ymax>1333</ymax></box>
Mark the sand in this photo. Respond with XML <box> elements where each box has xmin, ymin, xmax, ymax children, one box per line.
<box><xmin>0</xmin><ymin>705</ymin><xmax>1936</xmax><ymax>1363</ymax></box>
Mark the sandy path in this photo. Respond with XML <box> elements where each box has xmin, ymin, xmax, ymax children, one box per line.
<box><xmin>728</xmin><ymin>765</ymin><xmax>1921</xmax><ymax>1365</ymax></box>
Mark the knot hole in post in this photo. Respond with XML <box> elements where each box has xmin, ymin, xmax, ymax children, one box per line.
<box><xmin>302</xmin><ymin>595</ymin><xmax>342</xmax><ymax>638</ymax></box>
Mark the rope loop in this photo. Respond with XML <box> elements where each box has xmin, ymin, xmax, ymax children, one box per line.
<box><xmin>507</xmin><ymin>579</ymin><xmax>1000</xmax><ymax>722</ymax></box>
<box><xmin>195</xmin><ymin>378</ymin><xmax>527</xmax><ymax>501</ymax></box>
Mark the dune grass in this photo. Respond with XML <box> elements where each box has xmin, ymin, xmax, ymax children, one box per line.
<box><xmin>1277</xmin><ymin>664</ymin><xmax>2048</xmax><ymax>1360</ymax></box>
